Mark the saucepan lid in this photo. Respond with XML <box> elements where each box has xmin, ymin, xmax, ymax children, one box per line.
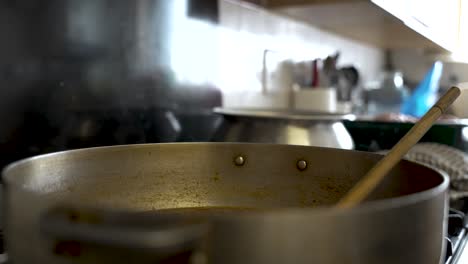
<box><xmin>214</xmin><ymin>107</ymin><xmax>355</xmax><ymax>121</ymax></box>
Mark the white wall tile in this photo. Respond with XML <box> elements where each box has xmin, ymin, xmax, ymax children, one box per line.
<box><xmin>218</xmin><ymin>0</ymin><xmax>384</xmax><ymax>107</ymax></box>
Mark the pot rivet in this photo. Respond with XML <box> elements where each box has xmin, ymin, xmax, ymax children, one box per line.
<box><xmin>297</xmin><ymin>160</ymin><xmax>307</xmax><ymax>171</ymax></box>
<box><xmin>234</xmin><ymin>155</ymin><xmax>245</xmax><ymax>166</ymax></box>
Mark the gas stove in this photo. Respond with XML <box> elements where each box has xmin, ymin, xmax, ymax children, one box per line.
<box><xmin>446</xmin><ymin>198</ymin><xmax>468</xmax><ymax>263</ymax></box>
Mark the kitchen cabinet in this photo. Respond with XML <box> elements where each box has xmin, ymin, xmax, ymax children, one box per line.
<box><xmin>249</xmin><ymin>0</ymin><xmax>461</xmax><ymax>52</ymax></box>
<box><xmin>374</xmin><ymin>0</ymin><xmax>460</xmax><ymax>52</ymax></box>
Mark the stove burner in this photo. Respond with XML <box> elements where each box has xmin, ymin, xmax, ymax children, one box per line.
<box><xmin>446</xmin><ymin>199</ymin><xmax>468</xmax><ymax>264</ymax></box>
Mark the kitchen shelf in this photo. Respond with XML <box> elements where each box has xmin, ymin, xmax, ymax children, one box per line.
<box><xmin>250</xmin><ymin>0</ymin><xmax>459</xmax><ymax>52</ymax></box>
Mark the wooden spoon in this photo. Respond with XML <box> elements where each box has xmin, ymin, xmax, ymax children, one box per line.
<box><xmin>337</xmin><ymin>86</ymin><xmax>461</xmax><ymax>209</ymax></box>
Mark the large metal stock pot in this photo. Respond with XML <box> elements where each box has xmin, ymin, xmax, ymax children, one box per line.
<box><xmin>2</xmin><ymin>143</ymin><xmax>448</xmax><ymax>263</ymax></box>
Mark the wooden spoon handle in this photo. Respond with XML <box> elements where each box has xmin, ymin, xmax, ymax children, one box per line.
<box><xmin>337</xmin><ymin>86</ymin><xmax>461</xmax><ymax>209</ymax></box>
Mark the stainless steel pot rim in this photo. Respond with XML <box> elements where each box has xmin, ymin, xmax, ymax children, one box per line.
<box><xmin>2</xmin><ymin>142</ymin><xmax>449</xmax><ymax>217</ymax></box>
<box><xmin>213</xmin><ymin>107</ymin><xmax>356</xmax><ymax>121</ymax></box>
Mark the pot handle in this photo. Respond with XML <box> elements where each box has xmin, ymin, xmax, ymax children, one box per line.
<box><xmin>40</xmin><ymin>205</ymin><xmax>208</xmax><ymax>252</ymax></box>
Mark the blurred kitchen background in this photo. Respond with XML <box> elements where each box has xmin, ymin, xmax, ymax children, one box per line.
<box><xmin>2</xmin><ymin>0</ymin><xmax>468</xmax><ymax>169</ymax></box>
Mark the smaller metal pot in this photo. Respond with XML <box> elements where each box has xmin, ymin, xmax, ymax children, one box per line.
<box><xmin>213</xmin><ymin>108</ymin><xmax>355</xmax><ymax>149</ymax></box>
